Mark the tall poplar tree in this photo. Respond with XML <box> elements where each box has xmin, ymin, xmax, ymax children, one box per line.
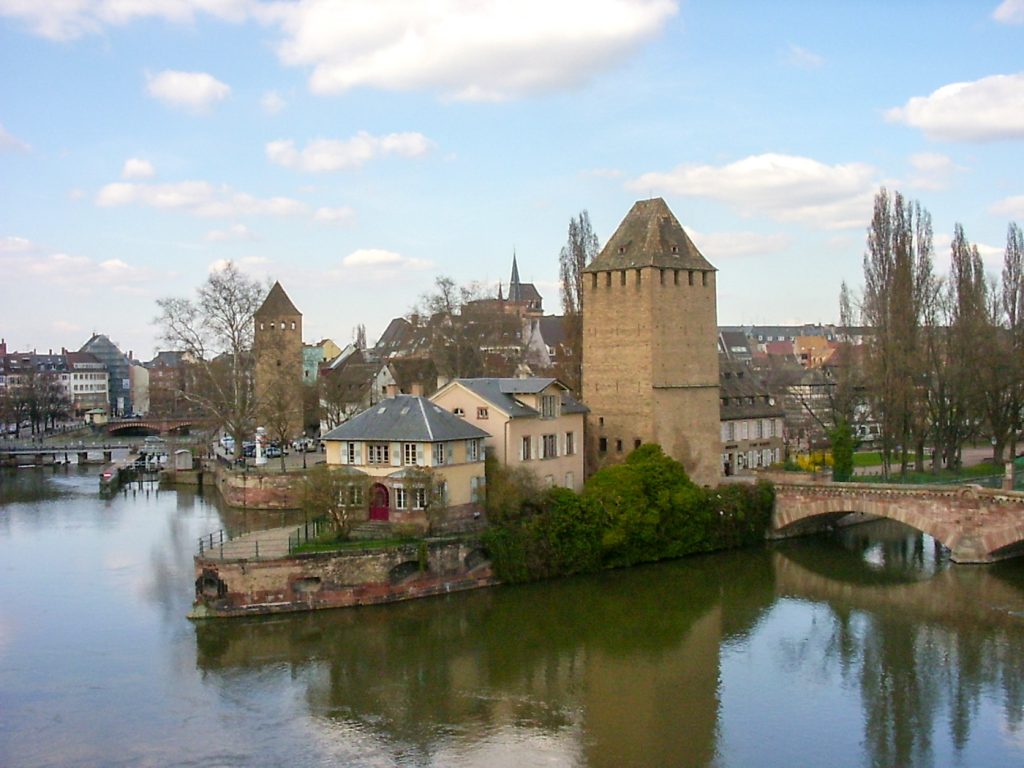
<box><xmin>861</xmin><ymin>189</ymin><xmax>933</xmax><ymax>478</ymax></box>
<box><xmin>558</xmin><ymin>210</ymin><xmax>599</xmax><ymax>397</ymax></box>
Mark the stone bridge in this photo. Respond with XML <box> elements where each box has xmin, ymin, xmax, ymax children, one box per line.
<box><xmin>104</xmin><ymin>417</ymin><xmax>206</xmax><ymax>436</ymax></box>
<box><xmin>771</xmin><ymin>479</ymin><xmax>1024</xmax><ymax>564</ymax></box>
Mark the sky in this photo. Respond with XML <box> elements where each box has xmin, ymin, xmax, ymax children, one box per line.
<box><xmin>3</xmin><ymin>1</ymin><xmax>1024</xmax><ymax>360</ymax></box>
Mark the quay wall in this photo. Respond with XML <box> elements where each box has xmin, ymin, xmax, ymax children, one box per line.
<box><xmin>191</xmin><ymin>538</ymin><xmax>495</xmax><ymax>618</ymax></box>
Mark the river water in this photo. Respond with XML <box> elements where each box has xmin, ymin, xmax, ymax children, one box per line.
<box><xmin>2</xmin><ymin>465</ymin><xmax>1024</xmax><ymax>768</ymax></box>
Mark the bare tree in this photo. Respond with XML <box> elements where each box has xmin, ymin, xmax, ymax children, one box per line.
<box><xmin>558</xmin><ymin>210</ymin><xmax>599</xmax><ymax>397</ymax></box>
<box><xmin>155</xmin><ymin>262</ymin><xmax>264</xmax><ymax>456</ymax></box>
<box><xmin>301</xmin><ymin>465</ymin><xmax>369</xmax><ymax>539</ymax></box>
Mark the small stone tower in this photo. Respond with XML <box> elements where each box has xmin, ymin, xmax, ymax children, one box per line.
<box><xmin>582</xmin><ymin>198</ymin><xmax>720</xmax><ymax>486</ymax></box>
<box><xmin>254</xmin><ymin>281</ymin><xmax>304</xmax><ymax>439</ymax></box>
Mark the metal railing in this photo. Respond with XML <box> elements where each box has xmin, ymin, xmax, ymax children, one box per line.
<box><xmin>196</xmin><ymin>517</ymin><xmax>332</xmax><ymax>561</ymax></box>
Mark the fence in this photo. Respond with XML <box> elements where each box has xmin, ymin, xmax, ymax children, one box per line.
<box><xmin>196</xmin><ymin>517</ymin><xmax>332</xmax><ymax>561</ymax></box>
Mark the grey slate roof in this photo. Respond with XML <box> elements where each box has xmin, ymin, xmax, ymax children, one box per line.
<box><xmin>453</xmin><ymin>377</ymin><xmax>589</xmax><ymax>417</ymax></box>
<box><xmin>586</xmin><ymin>197</ymin><xmax>715</xmax><ymax>273</ymax></box>
<box><xmin>255</xmin><ymin>281</ymin><xmax>300</xmax><ymax>318</ymax></box>
<box><xmin>322</xmin><ymin>395</ymin><xmax>489</xmax><ymax>442</ymax></box>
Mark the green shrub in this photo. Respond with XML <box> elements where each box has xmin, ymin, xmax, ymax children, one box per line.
<box><xmin>484</xmin><ymin>444</ymin><xmax>775</xmax><ymax>583</ymax></box>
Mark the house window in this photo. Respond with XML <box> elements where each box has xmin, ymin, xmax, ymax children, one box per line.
<box><xmin>616</xmin><ymin>439</ymin><xmax>623</xmax><ymax>452</ymax></box>
<box><xmin>565</xmin><ymin>471</ymin><xmax>574</xmax><ymax>488</ymax></box>
<box><xmin>367</xmin><ymin>443</ymin><xmax>389</xmax><ymax>464</ymax></box>
<box><xmin>756</xmin><ymin>420</ymin><xmax>763</xmax><ymax>439</ymax></box>
<box><xmin>599</xmin><ymin>437</ymin><xmax>608</xmax><ymax>452</ymax></box>
<box><xmin>466</xmin><ymin>439</ymin><xmax>479</xmax><ymax>462</ymax></box>
<box><xmin>542</xmin><ymin>434</ymin><xmax>557</xmax><ymax>459</ymax></box>
<box><xmin>544</xmin><ymin>475</ymin><xmax>555</xmax><ymax>488</ymax></box>
<box><xmin>403</xmin><ymin>443</ymin><xmax>419</xmax><ymax>466</ymax></box>
<box><xmin>541</xmin><ymin>394</ymin><xmax>558</xmax><ymax>418</ymax></box>
<box><xmin>349</xmin><ymin>485</ymin><xmax>363</xmax><ymax>505</ymax></box>
<box><xmin>470</xmin><ymin>475</ymin><xmax>483</xmax><ymax>503</ymax></box>
<box><xmin>454</xmin><ymin>407</ymin><xmax>465</xmax><ymax>417</ymax></box>
<box><xmin>521</xmin><ymin>436</ymin><xmax>532</xmax><ymax>460</ymax></box>
<box><xmin>395</xmin><ymin>487</ymin><xmax>407</xmax><ymax>509</ymax></box>
<box><xmin>634</xmin><ymin>438</ymin><xmax>642</xmax><ymax>449</ymax></box>
<box><xmin>414</xmin><ymin>487</ymin><xmax>427</xmax><ymax>509</ymax></box>
<box><xmin>565</xmin><ymin>431</ymin><xmax>575</xmax><ymax>455</ymax></box>
<box><xmin>433</xmin><ymin>442</ymin><xmax>446</xmax><ymax>466</ymax></box>
<box><xmin>346</xmin><ymin>442</ymin><xmax>359</xmax><ymax>464</ymax></box>
<box><xmin>477</xmin><ymin>407</ymin><xmax>489</xmax><ymax>419</ymax></box>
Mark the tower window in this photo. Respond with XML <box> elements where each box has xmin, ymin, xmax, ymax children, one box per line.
<box><xmin>635</xmin><ymin>269</ymin><xmax>641</xmax><ymax>287</ymax></box>
<box><xmin>615</xmin><ymin>439</ymin><xmax>623</xmax><ymax>452</ymax></box>
<box><xmin>291</xmin><ymin>321</ymin><xmax>296</xmax><ymax>330</ymax></box>
<box><xmin>674</xmin><ymin>270</ymin><xmax>679</xmax><ymax>286</ymax></box>
<box><xmin>702</xmin><ymin>272</ymin><xmax>708</xmax><ymax>287</ymax></box>
<box><xmin>688</xmin><ymin>271</ymin><xmax>694</xmax><ymax>286</ymax></box>
<box><xmin>672</xmin><ymin>245</ymin><xmax>678</xmax><ymax>253</ymax></box>
<box><xmin>591</xmin><ymin>273</ymin><xmax>598</xmax><ymax>289</ymax></box>
<box><xmin>599</xmin><ymin>437</ymin><xmax>608</xmax><ymax>453</ymax></box>
<box><xmin>605</xmin><ymin>272</ymin><xmax>611</xmax><ymax>287</ymax></box>
<box><xmin>618</xmin><ymin>246</ymin><xmax>625</xmax><ymax>254</ymax></box>
<box><xmin>620</xmin><ymin>271</ymin><xmax>626</xmax><ymax>286</ymax></box>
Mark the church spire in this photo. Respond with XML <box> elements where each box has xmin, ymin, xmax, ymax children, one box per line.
<box><xmin>509</xmin><ymin>250</ymin><xmax>521</xmax><ymax>303</ymax></box>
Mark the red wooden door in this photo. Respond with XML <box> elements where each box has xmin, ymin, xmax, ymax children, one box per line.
<box><xmin>369</xmin><ymin>483</ymin><xmax>389</xmax><ymax>521</ymax></box>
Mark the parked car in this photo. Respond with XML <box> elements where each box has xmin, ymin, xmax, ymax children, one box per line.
<box><xmin>242</xmin><ymin>441</ymin><xmax>256</xmax><ymax>458</ymax></box>
<box><xmin>266</xmin><ymin>445</ymin><xmax>282</xmax><ymax>459</ymax></box>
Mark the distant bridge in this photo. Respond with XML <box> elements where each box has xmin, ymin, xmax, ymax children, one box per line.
<box><xmin>104</xmin><ymin>417</ymin><xmax>208</xmax><ymax>436</ymax></box>
<box><xmin>771</xmin><ymin>479</ymin><xmax>1024</xmax><ymax>564</ymax></box>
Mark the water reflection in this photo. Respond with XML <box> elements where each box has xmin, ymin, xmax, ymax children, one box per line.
<box><xmin>4</xmin><ymin>466</ymin><xmax>1024</xmax><ymax>767</ymax></box>
<box><xmin>194</xmin><ymin>522</ymin><xmax>1024</xmax><ymax>767</ymax></box>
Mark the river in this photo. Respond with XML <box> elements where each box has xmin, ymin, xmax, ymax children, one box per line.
<box><xmin>1</xmin><ymin>465</ymin><xmax>1023</xmax><ymax>767</ymax></box>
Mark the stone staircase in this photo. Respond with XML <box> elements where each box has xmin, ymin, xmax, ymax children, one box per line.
<box><xmin>349</xmin><ymin>520</ymin><xmax>393</xmax><ymax>540</ymax></box>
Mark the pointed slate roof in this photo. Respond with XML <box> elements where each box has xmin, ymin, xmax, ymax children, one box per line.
<box><xmin>509</xmin><ymin>252</ymin><xmax>522</xmax><ymax>302</ymax></box>
<box><xmin>585</xmin><ymin>198</ymin><xmax>716</xmax><ymax>273</ymax></box>
<box><xmin>322</xmin><ymin>395</ymin><xmax>489</xmax><ymax>442</ymax></box>
<box><xmin>255</xmin><ymin>281</ymin><xmax>300</xmax><ymax>318</ymax></box>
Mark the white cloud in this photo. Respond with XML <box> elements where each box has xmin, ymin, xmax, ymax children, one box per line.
<box><xmin>628</xmin><ymin>153</ymin><xmax>878</xmax><ymax>229</ymax></box>
<box><xmin>785</xmin><ymin>43</ymin><xmax>824</xmax><ymax>69</ymax></box>
<box><xmin>145</xmin><ymin>69</ymin><xmax>230</xmax><ymax>112</ymax></box>
<box><xmin>205</xmin><ymin>223</ymin><xmax>255</xmax><ymax>241</ymax></box>
<box><xmin>0</xmin><ymin>122</ymin><xmax>30</xmax><ymax>152</ymax></box>
<box><xmin>686</xmin><ymin>227</ymin><xmax>790</xmax><ymax>259</ymax></box>
<box><xmin>121</xmin><ymin>157</ymin><xmax>155</xmax><ymax>179</ymax></box>
<box><xmin>314</xmin><ymin>206</ymin><xmax>355</xmax><ymax>224</ymax></box>
<box><xmin>264</xmin><ymin>0</ymin><xmax>678</xmax><ymax>101</ymax></box>
<box><xmin>0</xmin><ymin>0</ymin><xmax>251</xmax><ymax>41</ymax></box>
<box><xmin>266</xmin><ymin>131</ymin><xmax>433</xmax><ymax>172</ymax></box>
<box><xmin>3</xmin><ymin>1</ymin><xmax>676</xmax><ymax>101</ymax></box>
<box><xmin>336</xmin><ymin>248</ymin><xmax>432</xmax><ymax>280</ymax></box>
<box><xmin>96</xmin><ymin>180</ymin><xmax>308</xmax><ymax>218</ymax></box>
<box><xmin>0</xmin><ymin>235</ymin><xmax>34</xmax><ymax>253</ymax></box>
<box><xmin>886</xmin><ymin>73</ymin><xmax>1024</xmax><ymax>141</ymax></box>
<box><xmin>906</xmin><ymin>152</ymin><xmax>965</xmax><ymax>190</ymax></box>
<box><xmin>0</xmin><ymin>234</ymin><xmax>155</xmax><ymax>288</ymax></box>
<box><xmin>993</xmin><ymin>0</ymin><xmax>1024</xmax><ymax>24</ymax></box>
<box><xmin>992</xmin><ymin>194</ymin><xmax>1024</xmax><ymax>219</ymax></box>
<box><xmin>261</xmin><ymin>90</ymin><xmax>286</xmax><ymax>114</ymax></box>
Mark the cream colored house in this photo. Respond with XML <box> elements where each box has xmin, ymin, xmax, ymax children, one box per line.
<box><xmin>431</xmin><ymin>378</ymin><xmax>587</xmax><ymax>491</ymax></box>
<box><xmin>321</xmin><ymin>394</ymin><xmax>489</xmax><ymax>531</ymax></box>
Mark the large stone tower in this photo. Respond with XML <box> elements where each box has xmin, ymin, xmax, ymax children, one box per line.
<box><xmin>254</xmin><ymin>281</ymin><xmax>304</xmax><ymax>439</ymax></box>
<box><xmin>582</xmin><ymin>198</ymin><xmax>720</xmax><ymax>486</ymax></box>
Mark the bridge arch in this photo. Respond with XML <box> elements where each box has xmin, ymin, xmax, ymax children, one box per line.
<box><xmin>771</xmin><ymin>480</ymin><xmax>1024</xmax><ymax>564</ymax></box>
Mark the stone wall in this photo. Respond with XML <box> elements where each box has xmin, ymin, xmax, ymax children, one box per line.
<box><xmin>215</xmin><ymin>466</ymin><xmax>303</xmax><ymax>510</ymax></box>
<box><xmin>191</xmin><ymin>538</ymin><xmax>496</xmax><ymax>617</ymax></box>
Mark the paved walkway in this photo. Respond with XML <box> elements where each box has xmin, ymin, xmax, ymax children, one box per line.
<box><xmin>197</xmin><ymin>525</ymin><xmax>296</xmax><ymax>561</ymax></box>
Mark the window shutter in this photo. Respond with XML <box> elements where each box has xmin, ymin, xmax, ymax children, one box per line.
<box><xmin>390</xmin><ymin>442</ymin><xmax>401</xmax><ymax>466</ymax></box>
<box><xmin>340</xmin><ymin>443</ymin><xmax>348</xmax><ymax>465</ymax></box>
<box><xmin>354</xmin><ymin>442</ymin><xmax>362</xmax><ymax>464</ymax></box>
<box><xmin>533</xmin><ymin>435</ymin><xmax>539</xmax><ymax>461</ymax></box>
<box><xmin>519</xmin><ymin>437</ymin><xmax>525</xmax><ymax>461</ymax></box>
<box><xmin>416</xmin><ymin>443</ymin><xmax>424</xmax><ymax>466</ymax></box>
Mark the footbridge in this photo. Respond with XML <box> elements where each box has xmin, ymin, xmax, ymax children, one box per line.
<box><xmin>771</xmin><ymin>479</ymin><xmax>1024</xmax><ymax>564</ymax></box>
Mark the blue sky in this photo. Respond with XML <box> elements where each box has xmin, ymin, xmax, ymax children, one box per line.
<box><xmin>3</xmin><ymin>0</ymin><xmax>1024</xmax><ymax>359</ymax></box>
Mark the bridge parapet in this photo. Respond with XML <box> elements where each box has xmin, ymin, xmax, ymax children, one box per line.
<box><xmin>771</xmin><ymin>480</ymin><xmax>1024</xmax><ymax>564</ymax></box>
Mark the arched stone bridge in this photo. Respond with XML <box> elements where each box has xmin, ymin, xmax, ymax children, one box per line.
<box><xmin>104</xmin><ymin>417</ymin><xmax>206</xmax><ymax>436</ymax></box>
<box><xmin>771</xmin><ymin>479</ymin><xmax>1024</xmax><ymax>564</ymax></box>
